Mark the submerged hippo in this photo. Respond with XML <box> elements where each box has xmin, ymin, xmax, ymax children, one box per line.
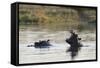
<box><xmin>27</xmin><ymin>40</ymin><xmax>52</xmax><ymax>48</ymax></box>
<box><xmin>34</xmin><ymin>40</ymin><xmax>52</xmax><ymax>48</ymax></box>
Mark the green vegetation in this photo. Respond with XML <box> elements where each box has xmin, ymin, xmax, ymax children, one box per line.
<box><xmin>19</xmin><ymin>5</ymin><xmax>96</xmax><ymax>31</ymax></box>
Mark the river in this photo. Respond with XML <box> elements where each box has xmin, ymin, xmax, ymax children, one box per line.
<box><xmin>19</xmin><ymin>26</ymin><xmax>96</xmax><ymax>64</ymax></box>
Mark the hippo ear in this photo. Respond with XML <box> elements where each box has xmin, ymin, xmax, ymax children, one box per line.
<box><xmin>47</xmin><ymin>39</ymin><xmax>50</xmax><ymax>42</ymax></box>
<box><xmin>78</xmin><ymin>38</ymin><xmax>81</xmax><ymax>40</ymax></box>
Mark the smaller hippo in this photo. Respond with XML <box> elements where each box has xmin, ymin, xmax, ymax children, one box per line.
<box><xmin>34</xmin><ymin>39</ymin><xmax>52</xmax><ymax>48</ymax></box>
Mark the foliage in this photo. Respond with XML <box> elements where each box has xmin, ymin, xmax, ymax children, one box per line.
<box><xmin>19</xmin><ymin>5</ymin><xmax>96</xmax><ymax>31</ymax></box>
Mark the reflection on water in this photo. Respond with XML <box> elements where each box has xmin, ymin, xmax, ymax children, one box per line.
<box><xmin>19</xmin><ymin>26</ymin><xmax>96</xmax><ymax>64</ymax></box>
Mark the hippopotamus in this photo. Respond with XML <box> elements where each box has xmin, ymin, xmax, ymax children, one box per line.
<box><xmin>27</xmin><ymin>40</ymin><xmax>52</xmax><ymax>48</ymax></box>
<box><xmin>65</xmin><ymin>30</ymin><xmax>83</xmax><ymax>59</ymax></box>
<box><xmin>34</xmin><ymin>40</ymin><xmax>52</xmax><ymax>48</ymax></box>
